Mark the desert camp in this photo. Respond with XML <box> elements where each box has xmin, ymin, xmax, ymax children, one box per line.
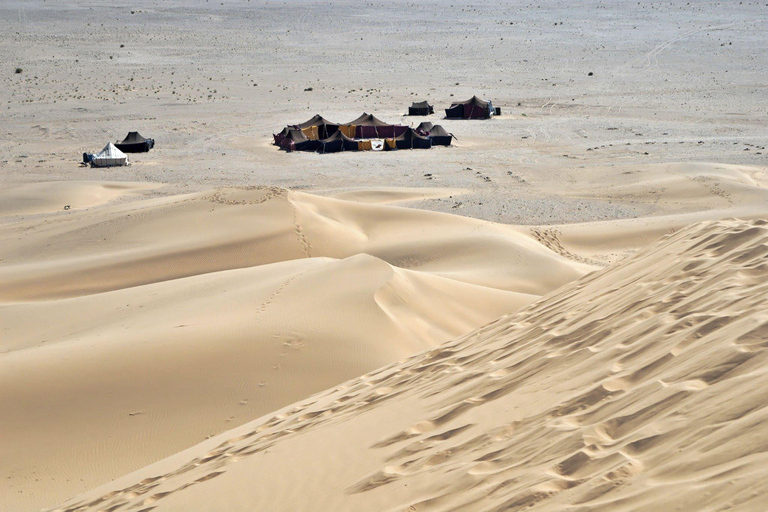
<box><xmin>273</xmin><ymin>113</ymin><xmax>446</xmax><ymax>153</ymax></box>
<box><xmin>4</xmin><ymin>2</ymin><xmax>768</xmax><ymax>512</ymax></box>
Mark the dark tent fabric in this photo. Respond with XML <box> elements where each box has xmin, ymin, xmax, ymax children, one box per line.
<box><xmin>273</xmin><ymin>126</ymin><xmax>292</xmax><ymax>146</ymax></box>
<box><xmin>346</xmin><ymin>113</ymin><xmax>403</xmax><ymax>138</ymax></box>
<box><xmin>414</xmin><ymin>122</ymin><xmax>452</xmax><ymax>145</ymax></box>
<box><xmin>415</xmin><ymin>122</ymin><xmax>434</xmax><ymax>134</ymax></box>
<box><xmin>318</xmin><ymin>131</ymin><xmax>358</xmax><ymax>153</ymax></box>
<box><xmin>115</xmin><ymin>132</ymin><xmax>154</xmax><ymax>153</ymax></box>
<box><xmin>280</xmin><ymin>129</ymin><xmax>321</xmax><ymax>152</ymax></box>
<box><xmin>275</xmin><ymin>113</ymin><xmax>435</xmax><ymax>153</ymax></box>
<box><xmin>425</xmin><ymin>124</ymin><xmax>454</xmax><ymax>146</ymax></box>
<box><xmin>444</xmin><ymin>104</ymin><xmax>464</xmax><ymax>119</ymax></box>
<box><xmin>393</xmin><ymin>128</ymin><xmax>432</xmax><ymax>150</ymax></box>
<box><xmin>367</xmin><ymin>124</ymin><xmax>408</xmax><ymax>139</ymax></box>
<box><xmin>445</xmin><ymin>96</ymin><xmax>494</xmax><ymax>119</ymax></box>
<box><xmin>275</xmin><ymin>117</ymin><xmax>338</xmax><ymax>145</ymax></box>
<box><xmin>346</xmin><ymin>113</ymin><xmax>391</xmax><ymax>126</ymax></box>
<box><xmin>408</xmin><ymin>101</ymin><xmax>434</xmax><ymax>116</ymax></box>
<box><xmin>318</xmin><ymin>138</ymin><xmax>344</xmax><ymax>154</ymax></box>
<box><xmin>295</xmin><ymin>114</ymin><xmax>337</xmax><ymax>129</ymax></box>
<box><xmin>307</xmin><ymin>123</ymin><xmax>340</xmax><ymax>140</ymax></box>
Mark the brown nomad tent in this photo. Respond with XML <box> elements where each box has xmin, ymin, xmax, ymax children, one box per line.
<box><xmin>445</xmin><ymin>96</ymin><xmax>494</xmax><ymax>119</ymax></box>
<box><xmin>393</xmin><ymin>127</ymin><xmax>432</xmax><ymax>150</ymax></box>
<box><xmin>416</xmin><ymin>122</ymin><xmax>454</xmax><ymax>146</ymax></box>
<box><xmin>346</xmin><ymin>113</ymin><xmax>407</xmax><ymax>138</ymax></box>
<box><xmin>295</xmin><ymin>114</ymin><xmax>338</xmax><ymax>129</ymax></box>
<box><xmin>408</xmin><ymin>101</ymin><xmax>434</xmax><ymax>116</ymax></box>
<box><xmin>115</xmin><ymin>132</ymin><xmax>154</xmax><ymax>153</ymax></box>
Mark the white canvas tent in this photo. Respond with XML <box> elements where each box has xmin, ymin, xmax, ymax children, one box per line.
<box><xmin>91</xmin><ymin>142</ymin><xmax>128</xmax><ymax>167</ymax></box>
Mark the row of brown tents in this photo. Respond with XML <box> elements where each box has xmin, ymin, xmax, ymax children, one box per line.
<box><xmin>273</xmin><ymin>113</ymin><xmax>455</xmax><ymax>153</ymax></box>
<box><xmin>409</xmin><ymin>96</ymin><xmax>500</xmax><ymax>119</ymax></box>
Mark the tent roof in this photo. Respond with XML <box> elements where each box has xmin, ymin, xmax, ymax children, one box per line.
<box><xmin>285</xmin><ymin>129</ymin><xmax>309</xmax><ymax>143</ymax></box>
<box><xmin>450</xmin><ymin>95</ymin><xmax>490</xmax><ymax>108</ymax></box>
<box><xmin>416</xmin><ymin>121</ymin><xmax>434</xmax><ymax>132</ymax></box>
<box><xmin>410</xmin><ymin>101</ymin><xmax>432</xmax><ymax>108</ymax></box>
<box><xmin>275</xmin><ymin>127</ymin><xmax>292</xmax><ymax>136</ymax></box>
<box><xmin>395</xmin><ymin>127</ymin><xmax>430</xmax><ymax>141</ymax></box>
<box><xmin>346</xmin><ymin>112</ymin><xmax>391</xmax><ymax>126</ymax></box>
<box><xmin>295</xmin><ymin>114</ymin><xmax>337</xmax><ymax>129</ymax></box>
<box><xmin>119</xmin><ymin>132</ymin><xmax>147</xmax><ymax>144</ymax></box>
<box><xmin>321</xmin><ymin>131</ymin><xmax>356</xmax><ymax>143</ymax></box>
<box><xmin>94</xmin><ymin>142</ymin><xmax>127</xmax><ymax>159</ymax></box>
<box><xmin>427</xmin><ymin>124</ymin><xmax>451</xmax><ymax>137</ymax></box>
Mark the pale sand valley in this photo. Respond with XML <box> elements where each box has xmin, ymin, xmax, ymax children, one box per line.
<box><xmin>1</xmin><ymin>1</ymin><xmax>767</xmax><ymax>511</ymax></box>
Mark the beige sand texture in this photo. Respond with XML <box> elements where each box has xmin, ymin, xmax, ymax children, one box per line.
<box><xmin>0</xmin><ymin>186</ymin><xmax>588</xmax><ymax>302</ymax></box>
<box><xmin>50</xmin><ymin>218</ymin><xmax>768</xmax><ymax>512</ymax></box>
<box><xmin>0</xmin><ymin>185</ymin><xmax>588</xmax><ymax>511</ymax></box>
<box><xmin>2</xmin><ymin>2</ymin><xmax>768</xmax><ymax>510</ymax></box>
<box><xmin>529</xmin><ymin>162</ymin><xmax>768</xmax><ymax>265</ymax></box>
<box><xmin>0</xmin><ymin>181</ymin><xmax>159</xmax><ymax>216</ymax></box>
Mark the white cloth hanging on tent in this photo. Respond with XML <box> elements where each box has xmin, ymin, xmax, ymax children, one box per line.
<box><xmin>370</xmin><ymin>139</ymin><xmax>384</xmax><ymax>151</ymax></box>
<box><xmin>91</xmin><ymin>142</ymin><xmax>128</xmax><ymax>167</ymax></box>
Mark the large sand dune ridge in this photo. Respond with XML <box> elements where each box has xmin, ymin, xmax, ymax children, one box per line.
<box><xmin>0</xmin><ymin>185</ymin><xmax>586</xmax><ymax>511</ymax></box>
<box><xmin>49</xmin><ymin>218</ymin><xmax>768</xmax><ymax>512</ymax></box>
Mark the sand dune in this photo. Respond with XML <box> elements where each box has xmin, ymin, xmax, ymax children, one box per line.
<box><xmin>328</xmin><ymin>187</ymin><xmax>466</xmax><ymax>205</ymax></box>
<box><xmin>0</xmin><ymin>186</ymin><xmax>588</xmax><ymax>302</ymax></box>
<box><xmin>3</xmin><ymin>1</ymin><xmax>768</xmax><ymax>511</ymax></box>
<box><xmin>51</xmin><ymin>218</ymin><xmax>768</xmax><ymax>512</ymax></box>
<box><xmin>0</xmin><ymin>185</ymin><xmax>585</xmax><ymax>511</ymax></box>
<box><xmin>0</xmin><ymin>181</ymin><xmax>158</xmax><ymax>217</ymax></box>
<box><xmin>531</xmin><ymin>163</ymin><xmax>768</xmax><ymax>265</ymax></box>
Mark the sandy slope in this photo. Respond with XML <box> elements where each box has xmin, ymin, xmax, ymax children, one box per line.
<box><xmin>0</xmin><ymin>181</ymin><xmax>159</xmax><ymax>216</ymax></box>
<box><xmin>529</xmin><ymin>162</ymin><xmax>768</xmax><ymax>265</ymax></box>
<box><xmin>0</xmin><ymin>186</ymin><xmax>588</xmax><ymax>302</ymax></box>
<box><xmin>51</xmin><ymin>218</ymin><xmax>768</xmax><ymax>512</ymax></box>
<box><xmin>0</xmin><ymin>185</ymin><xmax>586</xmax><ymax>511</ymax></box>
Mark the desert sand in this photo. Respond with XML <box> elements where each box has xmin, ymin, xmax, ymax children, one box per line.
<box><xmin>49</xmin><ymin>218</ymin><xmax>768</xmax><ymax>512</ymax></box>
<box><xmin>1</xmin><ymin>1</ymin><xmax>768</xmax><ymax>511</ymax></box>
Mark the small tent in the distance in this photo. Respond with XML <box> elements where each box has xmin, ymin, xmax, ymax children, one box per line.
<box><xmin>416</xmin><ymin>122</ymin><xmax>454</xmax><ymax>146</ymax></box>
<box><xmin>84</xmin><ymin>142</ymin><xmax>129</xmax><ymax>167</ymax></box>
<box><xmin>408</xmin><ymin>101</ymin><xmax>434</xmax><ymax>116</ymax></box>
<box><xmin>115</xmin><ymin>132</ymin><xmax>154</xmax><ymax>153</ymax></box>
<box><xmin>445</xmin><ymin>95</ymin><xmax>495</xmax><ymax>119</ymax></box>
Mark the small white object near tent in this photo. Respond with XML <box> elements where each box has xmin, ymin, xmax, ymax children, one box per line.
<box><xmin>91</xmin><ymin>142</ymin><xmax>128</xmax><ymax>167</ymax></box>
